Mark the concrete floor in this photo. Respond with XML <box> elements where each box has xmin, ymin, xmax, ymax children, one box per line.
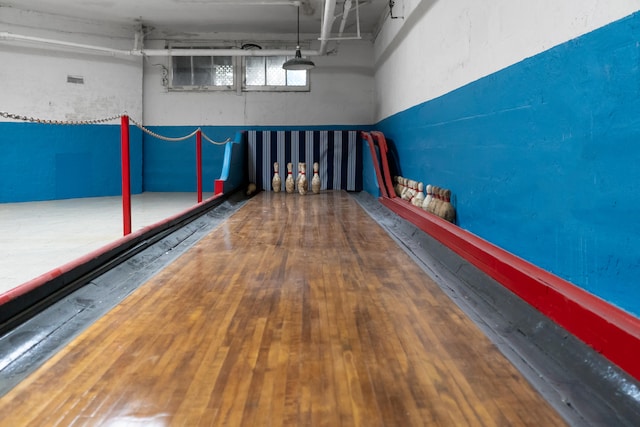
<box><xmin>0</xmin><ymin>192</ymin><xmax>212</xmax><ymax>295</ymax></box>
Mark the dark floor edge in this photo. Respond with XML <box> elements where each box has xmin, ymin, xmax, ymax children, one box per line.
<box><xmin>0</xmin><ymin>192</ymin><xmax>251</xmax><ymax>398</ymax></box>
<box><xmin>351</xmin><ymin>192</ymin><xmax>640</xmax><ymax>427</ymax></box>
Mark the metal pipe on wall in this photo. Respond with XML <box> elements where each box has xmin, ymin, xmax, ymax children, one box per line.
<box><xmin>0</xmin><ymin>0</ymin><xmax>339</xmax><ymax>57</ymax></box>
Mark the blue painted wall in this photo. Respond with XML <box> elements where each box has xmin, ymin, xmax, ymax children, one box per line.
<box><xmin>0</xmin><ymin>123</ymin><xmax>366</xmax><ymax>203</ymax></box>
<box><xmin>142</xmin><ymin>125</ymin><xmax>367</xmax><ymax>192</ymax></box>
<box><xmin>375</xmin><ymin>12</ymin><xmax>640</xmax><ymax>316</ymax></box>
<box><xmin>0</xmin><ymin>123</ymin><xmax>142</xmax><ymax>202</ymax></box>
<box><xmin>142</xmin><ymin>126</ymin><xmax>241</xmax><ymax>193</ymax></box>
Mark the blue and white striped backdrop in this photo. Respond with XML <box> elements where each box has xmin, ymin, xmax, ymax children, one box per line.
<box><xmin>248</xmin><ymin>130</ymin><xmax>363</xmax><ymax>192</ymax></box>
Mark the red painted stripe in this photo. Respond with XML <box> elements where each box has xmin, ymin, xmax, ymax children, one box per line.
<box><xmin>380</xmin><ymin>196</ymin><xmax>640</xmax><ymax>381</ymax></box>
<box><xmin>0</xmin><ymin>192</ymin><xmax>224</xmax><ymax>307</ymax></box>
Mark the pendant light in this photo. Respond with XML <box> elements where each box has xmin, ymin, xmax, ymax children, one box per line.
<box><xmin>282</xmin><ymin>4</ymin><xmax>315</xmax><ymax>70</ymax></box>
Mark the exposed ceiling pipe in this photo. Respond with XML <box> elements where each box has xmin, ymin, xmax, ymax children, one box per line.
<box><xmin>0</xmin><ymin>0</ymin><xmax>338</xmax><ymax>57</ymax></box>
<box><xmin>0</xmin><ymin>31</ymin><xmax>132</xmax><ymax>57</ymax></box>
<box><xmin>0</xmin><ymin>31</ymin><xmax>315</xmax><ymax>57</ymax></box>
<box><xmin>338</xmin><ymin>0</ymin><xmax>353</xmax><ymax>34</ymax></box>
<box><xmin>318</xmin><ymin>0</ymin><xmax>338</xmax><ymax>54</ymax></box>
<box><xmin>140</xmin><ymin>48</ymin><xmax>315</xmax><ymax>56</ymax></box>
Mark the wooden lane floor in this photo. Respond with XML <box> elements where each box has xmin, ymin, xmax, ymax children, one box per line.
<box><xmin>0</xmin><ymin>191</ymin><xmax>567</xmax><ymax>426</ymax></box>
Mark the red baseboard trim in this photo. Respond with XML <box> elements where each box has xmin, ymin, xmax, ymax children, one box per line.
<box><xmin>380</xmin><ymin>196</ymin><xmax>640</xmax><ymax>381</ymax></box>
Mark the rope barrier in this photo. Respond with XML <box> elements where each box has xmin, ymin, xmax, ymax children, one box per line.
<box><xmin>1</xmin><ymin>110</ymin><xmax>234</xmax><ymax>144</ymax></box>
<box><xmin>0</xmin><ymin>111</ymin><xmax>121</xmax><ymax>125</ymax></box>
<box><xmin>128</xmin><ymin>116</ymin><xmax>199</xmax><ymax>142</ymax></box>
<box><xmin>127</xmin><ymin>117</ymin><xmax>232</xmax><ymax>145</ymax></box>
<box><xmin>201</xmin><ymin>130</ymin><xmax>232</xmax><ymax>145</ymax></box>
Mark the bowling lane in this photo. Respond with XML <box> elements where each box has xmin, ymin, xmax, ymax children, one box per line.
<box><xmin>0</xmin><ymin>191</ymin><xmax>567</xmax><ymax>426</ymax></box>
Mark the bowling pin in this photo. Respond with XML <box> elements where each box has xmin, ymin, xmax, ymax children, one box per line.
<box><xmin>400</xmin><ymin>178</ymin><xmax>409</xmax><ymax>199</ymax></box>
<box><xmin>440</xmin><ymin>189</ymin><xmax>456</xmax><ymax>223</ymax></box>
<box><xmin>407</xmin><ymin>179</ymin><xmax>417</xmax><ymax>201</ymax></box>
<box><xmin>396</xmin><ymin>176</ymin><xmax>405</xmax><ymax>197</ymax></box>
<box><xmin>413</xmin><ymin>182</ymin><xmax>425</xmax><ymax>207</ymax></box>
<box><xmin>311</xmin><ymin>162</ymin><xmax>321</xmax><ymax>194</ymax></box>
<box><xmin>434</xmin><ymin>187</ymin><xmax>444</xmax><ymax>215</ymax></box>
<box><xmin>422</xmin><ymin>184</ymin><xmax>432</xmax><ymax>211</ymax></box>
<box><xmin>272</xmin><ymin>162</ymin><xmax>281</xmax><ymax>193</ymax></box>
<box><xmin>407</xmin><ymin>180</ymin><xmax>417</xmax><ymax>203</ymax></box>
<box><xmin>427</xmin><ymin>186</ymin><xmax>438</xmax><ymax>212</ymax></box>
<box><xmin>402</xmin><ymin>178</ymin><xmax>413</xmax><ymax>200</ymax></box>
<box><xmin>434</xmin><ymin>187</ymin><xmax>444</xmax><ymax>217</ymax></box>
<box><xmin>295</xmin><ymin>162</ymin><xmax>302</xmax><ymax>190</ymax></box>
<box><xmin>285</xmin><ymin>163</ymin><xmax>295</xmax><ymax>193</ymax></box>
<box><xmin>298</xmin><ymin>163</ymin><xmax>308</xmax><ymax>195</ymax></box>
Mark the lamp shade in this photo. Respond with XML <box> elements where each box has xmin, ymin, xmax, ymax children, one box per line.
<box><xmin>283</xmin><ymin>47</ymin><xmax>315</xmax><ymax>70</ymax></box>
<box><xmin>282</xmin><ymin>5</ymin><xmax>315</xmax><ymax>71</ymax></box>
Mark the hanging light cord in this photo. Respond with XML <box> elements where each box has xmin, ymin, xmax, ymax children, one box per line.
<box><xmin>296</xmin><ymin>5</ymin><xmax>301</xmax><ymax>49</ymax></box>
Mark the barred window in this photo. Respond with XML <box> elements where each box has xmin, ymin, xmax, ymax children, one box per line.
<box><xmin>167</xmin><ymin>43</ymin><xmax>310</xmax><ymax>92</ymax></box>
<box><xmin>169</xmin><ymin>47</ymin><xmax>234</xmax><ymax>90</ymax></box>
<box><xmin>243</xmin><ymin>56</ymin><xmax>309</xmax><ymax>91</ymax></box>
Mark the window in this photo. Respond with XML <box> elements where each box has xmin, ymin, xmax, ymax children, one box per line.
<box><xmin>168</xmin><ymin>43</ymin><xmax>310</xmax><ymax>92</ymax></box>
<box><xmin>243</xmin><ymin>56</ymin><xmax>309</xmax><ymax>91</ymax></box>
<box><xmin>169</xmin><ymin>46</ymin><xmax>235</xmax><ymax>91</ymax></box>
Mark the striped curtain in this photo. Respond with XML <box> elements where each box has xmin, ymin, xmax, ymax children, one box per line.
<box><xmin>247</xmin><ymin>130</ymin><xmax>363</xmax><ymax>192</ymax></box>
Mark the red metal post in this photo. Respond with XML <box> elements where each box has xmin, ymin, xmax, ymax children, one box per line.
<box><xmin>214</xmin><ymin>179</ymin><xmax>224</xmax><ymax>196</ymax></box>
<box><xmin>121</xmin><ymin>115</ymin><xmax>132</xmax><ymax>236</ymax></box>
<box><xmin>196</xmin><ymin>129</ymin><xmax>203</xmax><ymax>203</ymax></box>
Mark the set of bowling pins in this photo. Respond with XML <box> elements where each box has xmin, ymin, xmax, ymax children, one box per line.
<box><xmin>394</xmin><ymin>176</ymin><xmax>456</xmax><ymax>223</ymax></box>
<box><xmin>272</xmin><ymin>162</ymin><xmax>320</xmax><ymax>195</ymax></box>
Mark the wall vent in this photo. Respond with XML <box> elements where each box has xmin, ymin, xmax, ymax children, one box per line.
<box><xmin>67</xmin><ymin>75</ymin><xmax>84</xmax><ymax>84</ymax></box>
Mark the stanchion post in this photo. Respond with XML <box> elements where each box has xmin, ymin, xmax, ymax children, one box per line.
<box><xmin>196</xmin><ymin>129</ymin><xmax>203</xmax><ymax>203</ymax></box>
<box><xmin>121</xmin><ymin>115</ymin><xmax>132</xmax><ymax>236</ymax></box>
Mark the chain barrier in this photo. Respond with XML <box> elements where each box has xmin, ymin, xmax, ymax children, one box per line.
<box><xmin>0</xmin><ymin>111</ymin><xmax>121</xmax><ymax>125</ymax></box>
<box><xmin>1</xmin><ymin>110</ymin><xmax>233</xmax><ymax>144</ymax></box>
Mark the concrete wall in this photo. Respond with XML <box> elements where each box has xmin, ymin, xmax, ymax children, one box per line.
<box><xmin>0</xmin><ymin>7</ymin><xmax>375</xmax><ymax>200</ymax></box>
<box><xmin>374</xmin><ymin>0</ymin><xmax>640</xmax><ymax>121</ymax></box>
<box><xmin>0</xmin><ymin>7</ymin><xmax>144</xmax><ymax>201</ymax></box>
<box><xmin>371</xmin><ymin>0</ymin><xmax>640</xmax><ymax>316</ymax></box>
<box><xmin>0</xmin><ymin>7</ymin><xmax>142</xmax><ymax>121</ymax></box>
<box><xmin>142</xmin><ymin>39</ymin><xmax>375</xmax><ymax>126</ymax></box>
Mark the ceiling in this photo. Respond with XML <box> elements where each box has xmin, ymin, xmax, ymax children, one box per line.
<box><xmin>1</xmin><ymin>0</ymin><xmax>389</xmax><ymax>41</ymax></box>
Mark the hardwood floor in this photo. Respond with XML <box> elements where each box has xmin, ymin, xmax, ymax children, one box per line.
<box><xmin>0</xmin><ymin>191</ymin><xmax>567</xmax><ymax>426</ymax></box>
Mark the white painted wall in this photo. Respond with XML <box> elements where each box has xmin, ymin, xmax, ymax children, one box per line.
<box><xmin>0</xmin><ymin>7</ymin><xmax>142</xmax><ymax>123</ymax></box>
<box><xmin>374</xmin><ymin>0</ymin><xmax>640</xmax><ymax>121</ymax></box>
<box><xmin>1</xmin><ymin>6</ymin><xmax>375</xmax><ymax>127</ymax></box>
<box><xmin>142</xmin><ymin>39</ymin><xmax>375</xmax><ymax>126</ymax></box>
